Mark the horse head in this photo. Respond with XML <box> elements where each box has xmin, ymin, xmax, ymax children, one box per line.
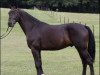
<box><xmin>8</xmin><ymin>7</ymin><xmax>20</xmax><ymax>27</ymax></box>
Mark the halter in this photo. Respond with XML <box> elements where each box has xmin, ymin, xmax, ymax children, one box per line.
<box><xmin>0</xmin><ymin>26</ymin><xmax>13</xmax><ymax>39</ymax></box>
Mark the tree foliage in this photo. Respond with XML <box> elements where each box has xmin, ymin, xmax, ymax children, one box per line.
<box><xmin>0</xmin><ymin>0</ymin><xmax>99</xmax><ymax>13</ymax></box>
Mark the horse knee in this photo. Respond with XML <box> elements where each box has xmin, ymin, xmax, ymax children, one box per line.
<box><xmin>35</xmin><ymin>61</ymin><xmax>42</xmax><ymax>68</ymax></box>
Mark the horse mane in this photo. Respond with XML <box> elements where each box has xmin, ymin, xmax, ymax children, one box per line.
<box><xmin>17</xmin><ymin>9</ymin><xmax>48</xmax><ymax>26</ymax></box>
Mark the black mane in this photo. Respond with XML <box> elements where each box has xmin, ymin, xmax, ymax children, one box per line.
<box><xmin>18</xmin><ymin>9</ymin><xmax>48</xmax><ymax>26</ymax></box>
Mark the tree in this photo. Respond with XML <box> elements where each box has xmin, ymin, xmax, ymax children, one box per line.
<box><xmin>0</xmin><ymin>0</ymin><xmax>99</xmax><ymax>13</ymax></box>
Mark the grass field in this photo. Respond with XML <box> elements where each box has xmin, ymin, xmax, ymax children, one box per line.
<box><xmin>1</xmin><ymin>8</ymin><xmax>99</xmax><ymax>75</ymax></box>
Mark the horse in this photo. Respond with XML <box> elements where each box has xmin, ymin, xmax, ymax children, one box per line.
<box><xmin>8</xmin><ymin>7</ymin><xmax>95</xmax><ymax>75</ymax></box>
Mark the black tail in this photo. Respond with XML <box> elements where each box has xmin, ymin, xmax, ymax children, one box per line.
<box><xmin>85</xmin><ymin>26</ymin><xmax>95</xmax><ymax>63</ymax></box>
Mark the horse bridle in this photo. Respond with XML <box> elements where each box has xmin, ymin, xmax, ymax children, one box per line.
<box><xmin>0</xmin><ymin>26</ymin><xmax>14</xmax><ymax>39</ymax></box>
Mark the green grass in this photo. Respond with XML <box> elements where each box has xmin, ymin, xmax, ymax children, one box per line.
<box><xmin>1</xmin><ymin>8</ymin><xmax>99</xmax><ymax>75</ymax></box>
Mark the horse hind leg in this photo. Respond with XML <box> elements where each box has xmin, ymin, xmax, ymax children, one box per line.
<box><xmin>75</xmin><ymin>43</ymin><xmax>94</xmax><ymax>75</ymax></box>
<box><xmin>82</xmin><ymin>60</ymin><xmax>87</xmax><ymax>75</ymax></box>
<box><xmin>75</xmin><ymin>45</ymin><xmax>87</xmax><ymax>75</ymax></box>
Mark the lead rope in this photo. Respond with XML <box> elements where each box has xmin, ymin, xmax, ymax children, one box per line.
<box><xmin>0</xmin><ymin>27</ymin><xmax>13</xmax><ymax>39</ymax></box>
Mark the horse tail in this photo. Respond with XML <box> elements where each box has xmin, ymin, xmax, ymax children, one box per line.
<box><xmin>85</xmin><ymin>26</ymin><xmax>96</xmax><ymax>63</ymax></box>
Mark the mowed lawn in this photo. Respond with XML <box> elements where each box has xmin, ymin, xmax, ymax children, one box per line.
<box><xmin>1</xmin><ymin>8</ymin><xmax>99</xmax><ymax>75</ymax></box>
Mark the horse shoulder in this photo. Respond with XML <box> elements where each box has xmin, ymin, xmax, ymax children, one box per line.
<box><xmin>26</xmin><ymin>30</ymin><xmax>41</xmax><ymax>49</ymax></box>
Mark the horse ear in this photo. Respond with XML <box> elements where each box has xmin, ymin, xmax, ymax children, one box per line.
<box><xmin>10</xmin><ymin>6</ymin><xmax>17</xmax><ymax>9</ymax></box>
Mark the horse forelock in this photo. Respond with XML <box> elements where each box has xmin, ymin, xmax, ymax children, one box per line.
<box><xmin>9</xmin><ymin>8</ymin><xmax>20</xmax><ymax>15</ymax></box>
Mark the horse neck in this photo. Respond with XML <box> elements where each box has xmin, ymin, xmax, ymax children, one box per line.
<box><xmin>18</xmin><ymin>11</ymin><xmax>41</xmax><ymax>35</ymax></box>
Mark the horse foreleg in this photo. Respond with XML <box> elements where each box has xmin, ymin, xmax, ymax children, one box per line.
<box><xmin>31</xmin><ymin>47</ymin><xmax>44</xmax><ymax>75</ymax></box>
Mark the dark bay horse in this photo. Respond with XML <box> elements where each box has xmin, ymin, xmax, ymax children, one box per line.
<box><xmin>8</xmin><ymin>8</ymin><xmax>95</xmax><ymax>75</ymax></box>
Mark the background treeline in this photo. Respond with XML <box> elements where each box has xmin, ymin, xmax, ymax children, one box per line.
<box><xmin>0</xmin><ymin>0</ymin><xmax>99</xmax><ymax>13</ymax></box>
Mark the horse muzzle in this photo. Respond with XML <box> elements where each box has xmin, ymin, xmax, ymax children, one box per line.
<box><xmin>8</xmin><ymin>22</ymin><xmax>15</xmax><ymax>27</ymax></box>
